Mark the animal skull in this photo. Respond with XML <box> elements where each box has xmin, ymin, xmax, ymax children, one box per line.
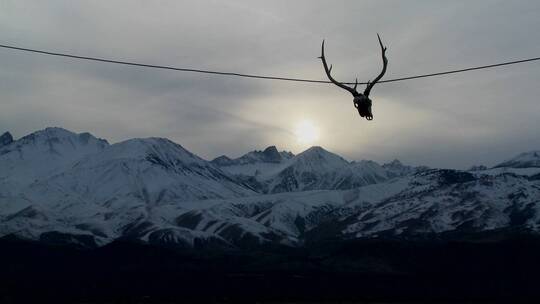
<box><xmin>353</xmin><ymin>95</ymin><xmax>373</xmax><ymax>120</ymax></box>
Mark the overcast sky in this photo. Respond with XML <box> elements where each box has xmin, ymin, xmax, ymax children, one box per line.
<box><xmin>1</xmin><ymin>0</ymin><xmax>540</xmax><ymax>168</ymax></box>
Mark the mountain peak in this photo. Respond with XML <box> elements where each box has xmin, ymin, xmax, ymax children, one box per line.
<box><xmin>494</xmin><ymin>150</ymin><xmax>540</xmax><ymax>169</ymax></box>
<box><xmin>101</xmin><ymin>137</ymin><xmax>202</xmax><ymax>165</ymax></box>
<box><xmin>263</xmin><ymin>145</ymin><xmax>278</xmax><ymax>153</ymax></box>
<box><xmin>38</xmin><ymin>127</ymin><xmax>77</xmax><ymax>137</ymax></box>
<box><xmin>261</xmin><ymin>146</ymin><xmax>281</xmax><ymax>162</ymax></box>
<box><xmin>0</xmin><ymin>132</ymin><xmax>13</xmax><ymax>147</ymax></box>
<box><xmin>18</xmin><ymin>127</ymin><xmax>109</xmax><ymax>147</ymax></box>
<box><xmin>298</xmin><ymin>146</ymin><xmax>346</xmax><ymax>161</ymax></box>
<box><xmin>305</xmin><ymin>145</ymin><xmax>325</xmax><ymax>152</ymax></box>
<box><xmin>263</xmin><ymin>145</ymin><xmax>279</xmax><ymax>155</ymax></box>
<box><xmin>382</xmin><ymin>159</ymin><xmax>407</xmax><ymax>170</ymax></box>
<box><xmin>0</xmin><ymin>127</ymin><xmax>110</xmax><ymax>186</ymax></box>
<box><xmin>10</xmin><ymin>127</ymin><xmax>108</xmax><ymax>151</ymax></box>
<box><xmin>386</xmin><ymin>159</ymin><xmax>403</xmax><ymax>166</ymax></box>
<box><xmin>381</xmin><ymin>159</ymin><xmax>421</xmax><ymax>177</ymax></box>
<box><xmin>211</xmin><ymin>155</ymin><xmax>233</xmax><ymax>166</ymax></box>
<box><xmin>292</xmin><ymin>146</ymin><xmax>349</xmax><ymax>170</ymax></box>
<box><xmin>44</xmin><ymin>126</ymin><xmax>71</xmax><ymax>132</ymax></box>
<box><xmin>212</xmin><ymin>145</ymin><xmax>293</xmax><ymax>167</ymax></box>
<box><xmin>21</xmin><ymin>127</ymin><xmax>66</xmax><ymax>140</ymax></box>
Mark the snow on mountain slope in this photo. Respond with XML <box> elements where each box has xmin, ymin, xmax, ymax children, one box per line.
<box><xmin>212</xmin><ymin>146</ymin><xmax>294</xmax><ymax>177</ymax></box>
<box><xmin>0</xmin><ymin>131</ymin><xmax>258</xmax><ymax>247</ymax></box>
<box><xmin>2</xmin><ymin>165</ymin><xmax>540</xmax><ymax>249</ymax></box>
<box><xmin>470</xmin><ymin>150</ymin><xmax>540</xmax><ymax>176</ymax></box>
<box><xmin>331</xmin><ymin>160</ymin><xmax>391</xmax><ymax>190</ymax></box>
<box><xmin>216</xmin><ymin>145</ymin><xmax>293</xmax><ymax>165</ymax></box>
<box><xmin>165</xmin><ymin>168</ymin><xmax>539</xmax><ymax>245</ymax></box>
<box><xmin>266</xmin><ymin>147</ymin><xmax>395</xmax><ymax>193</ymax></box>
<box><xmin>266</xmin><ymin>146</ymin><xmax>349</xmax><ymax>193</ymax></box>
<box><xmin>471</xmin><ymin>167</ymin><xmax>540</xmax><ymax>177</ymax></box>
<box><xmin>215</xmin><ymin>146</ymin><xmax>421</xmax><ymax>195</ymax></box>
<box><xmin>382</xmin><ymin>159</ymin><xmax>428</xmax><ymax>177</ymax></box>
<box><xmin>494</xmin><ymin>150</ymin><xmax>540</xmax><ymax>169</ymax></box>
<box><xmin>212</xmin><ymin>146</ymin><xmax>423</xmax><ymax>195</ymax></box>
<box><xmin>0</xmin><ymin>127</ymin><xmax>108</xmax><ymax>194</ymax></box>
<box><xmin>1</xmin><ymin>127</ymin><xmax>540</xmax><ymax>250</ymax></box>
<box><xmin>35</xmin><ymin>137</ymin><xmax>257</xmax><ymax>207</ymax></box>
<box><xmin>136</xmin><ymin>183</ymin><xmax>410</xmax><ymax>247</ymax></box>
<box><xmin>288</xmin><ymin>146</ymin><xmax>349</xmax><ymax>171</ymax></box>
<box><xmin>342</xmin><ymin>169</ymin><xmax>540</xmax><ymax>238</ymax></box>
<box><xmin>0</xmin><ymin>160</ymin><xmax>410</xmax><ymax>248</ymax></box>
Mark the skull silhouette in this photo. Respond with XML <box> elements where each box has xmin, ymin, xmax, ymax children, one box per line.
<box><xmin>353</xmin><ymin>95</ymin><xmax>373</xmax><ymax>120</ymax></box>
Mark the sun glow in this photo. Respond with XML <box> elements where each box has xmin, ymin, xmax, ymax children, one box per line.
<box><xmin>294</xmin><ymin>120</ymin><xmax>319</xmax><ymax>144</ymax></box>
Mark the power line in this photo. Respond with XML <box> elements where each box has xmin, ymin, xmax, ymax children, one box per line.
<box><xmin>1</xmin><ymin>43</ymin><xmax>539</xmax><ymax>85</ymax></box>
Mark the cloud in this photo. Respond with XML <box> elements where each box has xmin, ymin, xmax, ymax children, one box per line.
<box><xmin>1</xmin><ymin>0</ymin><xmax>539</xmax><ymax>168</ymax></box>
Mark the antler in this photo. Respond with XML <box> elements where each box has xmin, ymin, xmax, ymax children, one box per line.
<box><xmin>319</xmin><ymin>40</ymin><xmax>359</xmax><ymax>97</ymax></box>
<box><xmin>363</xmin><ymin>34</ymin><xmax>388</xmax><ymax>97</ymax></box>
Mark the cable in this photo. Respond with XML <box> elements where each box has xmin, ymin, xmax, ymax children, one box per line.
<box><xmin>1</xmin><ymin>43</ymin><xmax>539</xmax><ymax>85</ymax></box>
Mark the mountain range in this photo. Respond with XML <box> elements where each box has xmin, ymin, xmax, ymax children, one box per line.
<box><xmin>1</xmin><ymin>127</ymin><xmax>539</xmax><ymax>249</ymax></box>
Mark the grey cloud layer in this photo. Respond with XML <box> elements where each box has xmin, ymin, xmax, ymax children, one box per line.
<box><xmin>1</xmin><ymin>0</ymin><xmax>539</xmax><ymax>168</ymax></box>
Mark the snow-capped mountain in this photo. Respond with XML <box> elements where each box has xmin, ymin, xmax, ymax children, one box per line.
<box><xmin>213</xmin><ymin>146</ymin><xmax>414</xmax><ymax>194</ymax></box>
<box><xmin>341</xmin><ymin>169</ymin><xmax>540</xmax><ymax>238</ymax></box>
<box><xmin>494</xmin><ymin>150</ymin><xmax>540</xmax><ymax>168</ymax></box>
<box><xmin>259</xmin><ymin>147</ymin><xmax>420</xmax><ymax>194</ymax></box>
<box><xmin>0</xmin><ymin>128</ymin><xmax>257</xmax><ymax>244</ymax></box>
<box><xmin>1</xmin><ymin>127</ymin><xmax>540</xmax><ymax>250</ymax></box>
<box><xmin>39</xmin><ymin>137</ymin><xmax>256</xmax><ymax>205</ymax></box>
<box><xmin>469</xmin><ymin>150</ymin><xmax>540</xmax><ymax>177</ymax></box>
<box><xmin>161</xmin><ymin>169</ymin><xmax>540</xmax><ymax>245</ymax></box>
<box><xmin>213</xmin><ymin>145</ymin><xmax>294</xmax><ymax>166</ymax></box>
<box><xmin>267</xmin><ymin>146</ymin><xmax>366</xmax><ymax>193</ymax></box>
<box><xmin>382</xmin><ymin>159</ymin><xmax>427</xmax><ymax>177</ymax></box>
<box><xmin>0</xmin><ymin>128</ymin><xmax>109</xmax><ymax>194</ymax></box>
<box><xmin>211</xmin><ymin>146</ymin><xmax>294</xmax><ymax>177</ymax></box>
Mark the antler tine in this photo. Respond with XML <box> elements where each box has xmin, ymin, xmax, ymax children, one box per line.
<box><xmin>363</xmin><ymin>33</ymin><xmax>388</xmax><ymax>97</ymax></box>
<box><xmin>377</xmin><ymin>33</ymin><xmax>387</xmax><ymax>52</ymax></box>
<box><xmin>319</xmin><ymin>40</ymin><xmax>358</xmax><ymax>97</ymax></box>
<box><xmin>353</xmin><ymin>77</ymin><xmax>358</xmax><ymax>91</ymax></box>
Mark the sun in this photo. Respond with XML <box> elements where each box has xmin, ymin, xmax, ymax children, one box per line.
<box><xmin>294</xmin><ymin>120</ymin><xmax>319</xmax><ymax>144</ymax></box>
